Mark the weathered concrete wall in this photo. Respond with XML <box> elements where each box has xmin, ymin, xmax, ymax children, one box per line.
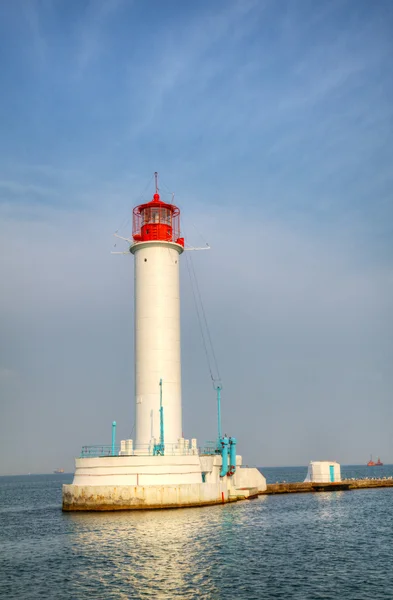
<box><xmin>62</xmin><ymin>482</ymin><xmax>229</xmax><ymax>511</ymax></box>
<box><xmin>261</xmin><ymin>479</ymin><xmax>393</xmax><ymax>495</ymax></box>
<box><xmin>234</xmin><ymin>467</ymin><xmax>267</xmax><ymax>492</ymax></box>
<box><xmin>263</xmin><ymin>482</ymin><xmax>348</xmax><ymax>494</ymax></box>
<box><xmin>345</xmin><ymin>479</ymin><xmax>393</xmax><ymax>490</ymax></box>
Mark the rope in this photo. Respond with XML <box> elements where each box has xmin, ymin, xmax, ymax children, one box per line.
<box><xmin>189</xmin><ymin>252</ymin><xmax>221</xmax><ymax>382</ymax></box>
<box><xmin>189</xmin><ymin>217</ymin><xmax>209</xmax><ymax>247</ymax></box>
<box><xmin>135</xmin><ymin>172</ymin><xmax>155</xmax><ymax>204</ymax></box>
<box><xmin>185</xmin><ymin>248</ymin><xmax>221</xmax><ymax>386</ymax></box>
<box><xmin>115</xmin><ymin>215</ymin><xmax>130</xmax><ymax>235</ymax></box>
<box><xmin>159</xmin><ymin>178</ymin><xmax>175</xmax><ymax>201</ymax></box>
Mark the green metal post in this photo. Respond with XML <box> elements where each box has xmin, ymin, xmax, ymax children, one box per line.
<box><xmin>112</xmin><ymin>421</ymin><xmax>116</xmax><ymax>456</ymax></box>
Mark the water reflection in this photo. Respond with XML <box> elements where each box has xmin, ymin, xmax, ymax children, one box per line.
<box><xmin>314</xmin><ymin>491</ymin><xmax>345</xmax><ymax>521</ymax></box>
<box><xmin>64</xmin><ymin>497</ymin><xmax>278</xmax><ymax>598</ymax></box>
<box><xmin>66</xmin><ymin>505</ymin><xmax>233</xmax><ymax>599</ymax></box>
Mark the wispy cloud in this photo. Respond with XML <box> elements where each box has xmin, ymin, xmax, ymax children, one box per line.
<box><xmin>124</xmin><ymin>0</ymin><xmax>262</xmax><ymax>137</ymax></box>
<box><xmin>0</xmin><ymin>179</ymin><xmax>57</xmax><ymax>199</ymax></box>
<box><xmin>22</xmin><ymin>0</ymin><xmax>47</xmax><ymax>68</ymax></box>
<box><xmin>75</xmin><ymin>0</ymin><xmax>128</xmax><ymax>74</ymax></box>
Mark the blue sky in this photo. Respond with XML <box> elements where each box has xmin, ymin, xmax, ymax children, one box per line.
<box><xmin>0</xmin><ymin>0</ymin><xmax>392</xmax><ymax>474</ymax></box>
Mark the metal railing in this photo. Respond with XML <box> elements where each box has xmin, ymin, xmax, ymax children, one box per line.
<box><xmin>80</xmin><ymin>443</ymin><xmax>201</xmax><ymax>458</ymax></box>
<box><xmin>199</xmin><ymin>441</ymin><xmax>221</xmax><ymax>455</ymax></box>
<box><xmin>80</xmin><ymin>439</ymin><xmax>233</xmax><ymax>458</ymax></box>
<box><xmin>80</xmin><ymin>445</ymin><xmax>120</xmax><ymax>457</ymax></box>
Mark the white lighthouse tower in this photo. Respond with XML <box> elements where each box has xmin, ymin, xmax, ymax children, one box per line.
<box><xmin>62</xmin><ymin>174</ymin><xmax>267</xmax><ymax>511</ymax></box>
<box><xmin>131</xmin><ymin>173</ymin><xmax>184</xmax><ymax>450</ymax></box>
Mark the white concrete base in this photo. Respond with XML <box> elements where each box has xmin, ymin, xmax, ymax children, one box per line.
<box><xmin>62</xmin><ymin>454</ymin><xmax>267</xmax><ymax>511</ymax></box>
<box><xmin>62</xmin><ymin>482</ymin><xmax>230</xmax><ymax>511</ymax></box>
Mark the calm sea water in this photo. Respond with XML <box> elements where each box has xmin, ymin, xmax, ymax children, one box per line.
<box><xmin>1</xmin><ymin>466</ymin><xmax>392</xmax><ymax>599</ymax></box>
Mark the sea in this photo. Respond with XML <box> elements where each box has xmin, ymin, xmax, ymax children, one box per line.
<box><xmin>1</xmin><ymin>465</ymin><xmax>392</xmax><ymax>600</ymax></box>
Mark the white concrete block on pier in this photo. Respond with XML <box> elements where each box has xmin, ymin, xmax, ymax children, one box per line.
<box><xmin>304</xmin><ymin>461</ymin><xmax>341</xmax><ymax>483</ymax></box>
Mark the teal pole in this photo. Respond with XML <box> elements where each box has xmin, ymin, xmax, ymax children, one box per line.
<box><xmin>229</xmin><ymin>437</ymin><xmax>237</xmax><ymax>475</ymax></box>
<box><xmin>112</xmin><ymin>421</ymin><xmax>116</xmax><ymax>456</ymax></box>
<box><xmin>220</xmin><ymin>436</ymin><xmax>229</xmax><ymax>477</ymax></box>
<box><xmin>159</xmin><ymin>378</ymin><xmax>164</xmax><ymax>448</ymax></box>
<box><xmin>154</xmin><ymin>379</ymin><xmax>165</xmax><ymax>455</ymax></box>
<box><xmin>216</xmin><ymin>385</ymin><xmax>222</xmax><ymax>446</ymax></box>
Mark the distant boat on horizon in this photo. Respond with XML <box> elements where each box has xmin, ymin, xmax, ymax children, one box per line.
<box><xmin>53</xmin><ymin>468</ymin><xmax>65</xmax><ymax>474</ymax></box>
<box><xmin>367</xmin><ymin>455</ymin><xmax>383</xmax><ymax>467</ymax></box>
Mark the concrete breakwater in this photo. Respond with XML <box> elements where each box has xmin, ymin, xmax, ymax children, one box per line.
<box><xmin>261</xmin><ymin>478</ymin><xmax>393</xmax><ymax>495</ymax></box>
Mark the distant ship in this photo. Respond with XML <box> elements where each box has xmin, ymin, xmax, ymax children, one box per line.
<box><xmin>367</xmin><ymin>455</ymin><xmax>383</xmax><ymax>467</ymax></box>
<box><xmin>53</xmin><ymin>468</ymin><xmax>65</xmax><ymax>474</ymax></box>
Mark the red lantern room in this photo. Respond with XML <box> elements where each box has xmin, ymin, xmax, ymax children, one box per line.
<box><xmin>132</xmin><ymin>173</ymin><xmax>184</xmax><ymax>247</ymax></box>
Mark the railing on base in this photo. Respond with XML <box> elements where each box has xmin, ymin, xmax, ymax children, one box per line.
<box><xmin>80</xmin><ymin>443</ymin><xmax>201</xmax><ymax>458</ymax></box>
<box><xmin>80</xmin><ymin>445</ymin><xmax>121</xmax><ymax>458</ymax></box>
<box><xmin>199</xmin><ymin>441</ymin><xmax>221</xmax><ymax>456</ymax></box>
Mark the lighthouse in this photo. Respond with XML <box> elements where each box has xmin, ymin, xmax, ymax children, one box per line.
<box><xmin>62</xmin><ymin>173</ymin><xmax>267</xmax><ymax>511</ymax></box>
<box><xmin>130</xmin><ymin>173</ymin><xmax>185</xmax><ymax>449</ymax></box>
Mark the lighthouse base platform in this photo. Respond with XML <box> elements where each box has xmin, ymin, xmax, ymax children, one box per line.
<box><xmin>63</xmin><ymin>482</ymin><xmax>233</xmax><ymax>511</ymax></box>
<box><xmin>62</xmin><ymin>455</ymin><xmax>266</xmax><ymax>511</ymax></box>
